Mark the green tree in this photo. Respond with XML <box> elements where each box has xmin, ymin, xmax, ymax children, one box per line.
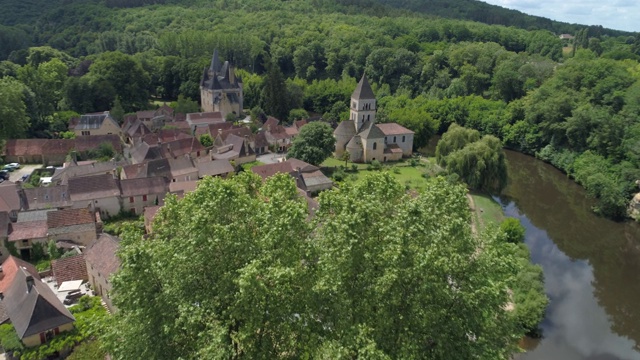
<box><xmin>110</xmin><ymin>96</ymin><xmax>125</xmax><ymax>124</ymax></box>
<box><xmin>170</xmin><ymin>94</ymin><xmax>199</xmax><ymax>114</ymax></box>
<box><xmin>261</xmin><ymin>58</ymin><xmax>289</xmax><ymax>121</ymax></box>
<box><xmin>88</xmin><ymin>51</ymin><xmax>150</xmax><ymax>111</ymax></box>
<box><xmin>0</xmin><ymin>77</ymin><xmax>29</xmax><ymax>140</ymax></box>
<box><xmin>500</xmin><ymin>218</ymin><xmax>526</xmax><ymax>244</ymax></box>
<box><xmin>105</xmin><ymin>172</ymin><xmax>536</xmax><ymax>359</ymax></box>
<box><xmin>199</xmin><ymin>134</ymin><xmax>213</xmax><ymax>147</ymax></box>
<box><xmin>287</xmin><ymin>121</ymin><xmax>335</xmax><ymax>165</ymax></box>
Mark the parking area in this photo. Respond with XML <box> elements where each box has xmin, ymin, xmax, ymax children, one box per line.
<box><xmin>7</xmin><ymin>164</ymin><xmax>43</xmax><ymax>183</ymax></box>
<box><xmin>256</xmin><ymin>153</ymin><xmax>286</xmax><ymax>164</ymax></box>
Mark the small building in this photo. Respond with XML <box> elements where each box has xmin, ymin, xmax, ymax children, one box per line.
<box><xmin>20</xmin><ymin>186</ymin><xmax>72</xmax><ymax>211</ymax></box>
<box><xmin>212</xmin><ymin>134</ymin><xmax>256</xmax><ymax>166</ymax></box>
<box><xmin>251</xmin><ymin>158</ymin><xmax>333</xmax><ymax>194</ymax></box>
<box><xmin>186</xmin><ymin>112</ymin><xmax>224</xmax><ymax>131</ymax></box>
<box><xmin>168</xmin><ymin>156</ymin><xmax>199</xmax><ymax>182</ymax></box>
<box><xmin>2</xmin><ymin>266</ymin><xmax>75</xmax><ymax>347</ymax></box>
<box><xmin>84</xmin><ymin>233</ymin><xmax>121</xmax><ymax>313</ymax></box>
<box><xmin>8</xmin><ymin>221</ymin><xmax>48</xmax><ymax>259</ymax></box>
<box><xmin>197</xmin><ymin>159</ymin><xmax>235</xmax><ymax>178</ymax></box>
<box><xmin>46</xmin><ymin>208</ymin><xmax>97</xmax><ymax>246</ymax></box>
<box><xmin>0</xmin><ymin>183</ymin><xmax>21</xmax><ymax>222</ymax></box>
<box><xmin>73</xmin><ymin>112</ymin><xmax>121</xmax><ymax>137</ymax></box>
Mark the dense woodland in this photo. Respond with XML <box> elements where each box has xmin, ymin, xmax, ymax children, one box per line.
<box><xmin>1</xmin><ymin>0</ymin><xmax>640</xmax><ymax>219</ymax></box>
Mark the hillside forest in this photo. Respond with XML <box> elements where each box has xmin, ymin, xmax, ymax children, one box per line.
<box><xmin>1</xmin><ymin>0</ymin><xmax>640</xmax><ymax>218</ymax></box>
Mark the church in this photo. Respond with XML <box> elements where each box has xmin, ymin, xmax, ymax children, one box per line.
<box><xmin>334</xmin><ymin>74</ymin><xmax>414</xmax><ymax>163</ymax></box>
<box><xmin>200</xmin><ymin>49</ymin><xmax>244</xmax><ymax>118</ymax></box>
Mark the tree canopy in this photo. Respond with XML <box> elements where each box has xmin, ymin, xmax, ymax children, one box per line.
<box><xmin>106</xmin><ymin>172</ymin><xmax>538</xmax><ymax>359</ymax></box>
<box><xmin>287</xmin><ymin>121</ymin><xmax>335</xmax><ymax>166</ymax></box>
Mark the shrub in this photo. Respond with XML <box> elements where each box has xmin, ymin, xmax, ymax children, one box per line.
<box><xmin>0</xmin><ymin>324</ymin><xmax>24</xmax><ymax>354</ymax></box>
<box><xmin>500</xmin><ymin>218</ymin><xmax>526</xmax><ymax>243</ymax></box>
<box><xmin>368</xmin><ymin>160</ymin><xmax>382</xmax><ymax>171</ymax></box>
<box><xmin>350</xmin><ymin>164</ymin><xmax>358</xmax><ymax>172</ymax></box>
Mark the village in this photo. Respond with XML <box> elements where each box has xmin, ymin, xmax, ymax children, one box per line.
<box><xmin>0</xmin><ymin>50</ymin><xmax>416</xmax><ymax>354</ymax></box>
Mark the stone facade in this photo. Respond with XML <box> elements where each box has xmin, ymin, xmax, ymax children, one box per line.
<box><xmin>200</xmin><ymin>49</ymin><xmax>243</xmax><ymax>118</ymax></box>
<box><xmin>22</xmin><ymin>322</ymin><xmax>74</xmax><ymax>347</ymax></box>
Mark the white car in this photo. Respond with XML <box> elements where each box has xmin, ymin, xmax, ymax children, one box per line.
<box><xmin>7</xmin><ymin>163</ymin><xmax>20</xmax><ymax>170</ymax></box>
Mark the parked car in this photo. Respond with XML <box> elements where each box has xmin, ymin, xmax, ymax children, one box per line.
<box><xmin>2</xmin><ymin>165</ymin><xmax>14</xmax><ymax>172</ymax></box>
<box><xmin>0</xmin><ymin>170</ymin><xmax>9</xmax><ymax>180</ymax></box>
<box><xmin>20</xmin><ymin>174</ymin><xmax>29</xmax><ymax>182</ymax></box>
<box><xmin>8</xmin><ymin>163</ymin><xmax>20</xmax><ymax>169</ymax></box>
<box><xmin>63</xmin><ymin>290</ymin><xmax>83</xmax><ymax>305</ymax></box>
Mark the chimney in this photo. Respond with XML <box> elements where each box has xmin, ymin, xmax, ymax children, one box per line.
<box><xmin>26</xmin><ymin>275</ymin><xmax>34</xmax><ymax>292</ymax></box>
<box><xmin>229</xmin><ymin>66</ymin><xmax>236</xmax><ymax>84</ymax></box>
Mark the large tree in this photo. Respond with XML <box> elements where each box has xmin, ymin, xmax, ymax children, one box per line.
<box><xmin>261</xmin><ymin>58</ymin><xmax>289</xmax><ymax>121</ymax></box>
<box><xmin>0</xmin><ymin>77</ymin><xmax>29</xmax><ymax>140</ymax></box>
<box><xmin>287</xmin><ymin>121</ymin><xmax>335</xmax><ymax>165</ymax></box>
<box><xmin>105</xmin><ymin>172</ymin><xmax>534</xmax><ymax>359</ymax></box>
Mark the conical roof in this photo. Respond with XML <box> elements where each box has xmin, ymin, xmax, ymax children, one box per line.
<box><xmin>210</xmin><ymin>49</ymin><xmax>221</xmax><ymax>72</ymax></box>
<box><xmin>352</xmin><ymin>74</ymin><xmax>375</xmax><ymax>100</ymax></box>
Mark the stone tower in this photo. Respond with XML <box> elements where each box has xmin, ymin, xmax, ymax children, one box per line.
<box><xmin>200</xmin><ymin>49</ymin><xmax>244</xmax><ymax>118</ymax></box>
<box><xmin>350</xmin><ymin>74</ymin><xmax>376</xmax><ymax>131</ymax></box>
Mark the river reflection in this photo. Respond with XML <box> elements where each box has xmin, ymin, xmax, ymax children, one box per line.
<box><xmin>500</xmin><ymin>151</ymin><xmax>640</xmax><ymax>360</ymax></box>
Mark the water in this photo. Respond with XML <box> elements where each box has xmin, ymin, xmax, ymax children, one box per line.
<box><xmin>500</xmin><ymin>151</ymin><xmax>640</xmax><ymax>360</ymax></box>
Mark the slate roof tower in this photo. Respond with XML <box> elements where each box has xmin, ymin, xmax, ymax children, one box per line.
<box><xmin>200</xmin><ymin>49</ymin><xmax>244</xmax><ymax>118</ymax></box>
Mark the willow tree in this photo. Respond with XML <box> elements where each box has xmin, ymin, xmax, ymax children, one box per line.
<box><xmin>105</xmin><ymin>172</ymin><xmax>533</xmax><ymax>359</ymax></box>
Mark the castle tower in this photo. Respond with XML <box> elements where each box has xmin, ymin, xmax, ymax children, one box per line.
<box><xmin>200</xmin><ymin>49</ymin><xmax>244</xmax><ymax>118</ymax></box>
<box><xmin>350</xmin><ymin>74</ymin><xmax>376</xmax><ymax>132</ymax></box>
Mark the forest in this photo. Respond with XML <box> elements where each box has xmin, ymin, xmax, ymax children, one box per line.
<box><xmin>1</xmin><ymin>0</ymin><xmax>640</xmax><ymax>218</ymax></box>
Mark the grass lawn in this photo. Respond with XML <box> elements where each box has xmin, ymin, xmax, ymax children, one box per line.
<box><xmin>470</xmin><ymin>193</ymin><xmax>504</xmax><ymax>230</ymax></box>
<box><xmin>241</xmin><ymin>160</ymin><xmax>265</xmax><ymax>171</ymax></box>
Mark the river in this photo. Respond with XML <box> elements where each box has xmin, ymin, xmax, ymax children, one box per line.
<box><xmin>501</xmin><ymin>150</ymin><xmax>640</xmax><ymax>360</ymax></box>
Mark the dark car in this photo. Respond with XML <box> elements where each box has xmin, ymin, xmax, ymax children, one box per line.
<box><xmin>0</xmin><ymin>170</ymin><xmax>9</xmax><ymax>180</ymax></box>
<box><xmin>63</xmin><ymin>290</ymin><xmax>83</xmax><ymax>305</ymax></box>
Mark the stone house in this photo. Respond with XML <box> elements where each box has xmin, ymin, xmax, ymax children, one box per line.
<box><xmin>1</xmin><ymin>266</ymin><xmax>75</xmax><ymax>347</ymax></box>
<box><xmin>46</xmin><ymin>208</ymin><xmax>97</xmax><ymax>246</ymax></box>
<box><xmin>8</xmin><ymin>221</ymin><xmax>48</xmax><ymax>259</ymax></box>
<box><xmin>84</xmin><ymin>233</ymin><xmax>121</xmax><ymax>313</ymax></box>
<box><xmin>168</xmin><ymin>156</ymin><xmax>199</xmax><ymax>182</ymax></box>
<box><xmin>196</xmin><ymin>159</ymin><xmax>234</xmax><ymax>178</ymax></box>
<box><xmin>19</xmin><ymin>185</ymin><xmax>73</xmax><ymax>211</ymax></box>
<box><xmin>0</xmin><ymin>183</ymin><xmax>21</xmax><ymax>222</ymax></box>
<box><xmin>73</xmin><ymin>112</ymin><xmax>121</xmax><ymax>137</ymax></box>
<box><xmin>68</xmin><ymin>174</ymin><xmax>121</xmax><ymax>218</ymax></box>
<box><xmin>212</xmin><ymin>134</ymin><xmax>256</xmax><ymax>166</ymax></box>
<box><xmin>334</xmin><ymin>74</ymin><xmax>414</xmax><ymax>163</ymax></box>
<box><xmin>251</xmin><ymin>158</ymin><xmax>333</xmax><ymax>194</ymax></box>
<box><xmin>200</xmin><ymin>49</ymin><xmax>243</xmax><ymax>118</ymax></box>
<box><xmin>186</xmin><ymin>111</ymin><xmax>224</xmax><ymax>131</ymax></box>
<box><xmin>121</xmin><ymin>159</ymin><xmax>172</xmax><ymax>181</ymax></box>
<box><xmin>3</xmin><ymin>139</ymin><xmax>74</xmax><ymax>166</ymax></box>
<box><xmin>120</xmin><ymin>177</ymin><xmax>169</xmax><ymax>215</ymax></box>
<box><xmin>160</xmin><ymin>137</ymin><xmax>207</xmax><ymax>160</ymax></box>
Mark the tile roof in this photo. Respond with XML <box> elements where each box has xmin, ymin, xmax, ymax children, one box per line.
<box><xmin>53</xmin><ymin>160</ymin><xmax>122</xmax><ymax>182</ymax></box>
<box><xmin>197</xmin><ymin>160</ymin><xmax>234</xmax><ymax>177</ymax></box>
<box><xmin>225</xmin><ymin>134</ymin><xmax>255</xmax><ymax>158</ymax></box>
<box><xmin>208</xmin><ymin>122</ymin><xmax>234</xmax><ymax>137</ymax></box>
<box><xmin>21</xmin><ymin>186</ymin><xmax>72</xmax><ymax>210</ymax></box>
<box><xmin>75</xmin><ymin>113</ymin><xmax>118</xmax><ymax>131</ymax></box>
<box><xmin>284</xmin><ymin>127</ymin><xmax>299</xmax><ymax>137</ymax></box>
<box><xmin>161</xmin><ymin>137</ymin><xmax>205</xmax><ymax>158</ymax></box>
<box><xmin>47</xmin><ymin>208</ymin><xmax>95</xmax><ymax>229</ymax></box>
<box><xmin>75</xmin><ymin>135</ymin><xmax>123</xmax><ymax>154</ymax></box>
<box><xmin>3</xmin><ymin>267</ymin><xmax>75</xmax><ymax>339</ymax></box>
<box><xmin>352</xmin><ymin>74</ymin><xmax>375</xmax><ymax>100</ymax></box>
<box><xmin>0</xmin><ymin>256</ymin><xmax>40</xmax><ymax>293</ymax></box>
<box><xmin>263</xmin><ymin>116</ymin><xmax>280</xmax><ymax>129</ymax></box>
<box><xmin>130</xmin><ymin>142</ymin><xmax>163</xmax><ymax>164</ymax></box>
<box><xmin>0</xmin><ymin>212</ymin><xmax>8</xmax><ymax>238</ymax></box>
<box><xmin>169</xmin><ymin>181</ymin><xmax>198</xmax><ymax>196</ymax></box>
<box><xmin>168</xmin><ymin>156</ymin><xmax>197</xmax><ymax>177</ymax></box>
<box><xmin>8</xmin><ymin>221</ymin><xmax>48</xmax><ymax>241</ymax></box>
<box><xmin>84</xmin><ymin>233</ymin><xmax>121</xmax><ymax>278</ymax></box>
<box><xmin>3</xmin><ymin>139</ymin><xmax>48</xmax><ymax>157</ymax></box>
<box><xmin>358</xmin><ymin>121</ymin><xmax>385</xmax><ymax>140</ymax></box>
<box><xmin>219</xmin><ymin>127</ymin><xmax>252</xmax><ymax>142</ymax></box>
<box><xmin>51</xmin><ymin>255</ymin><xmax>88</xmax><ymax>286</ymax></box>
<box><xmin>68</xmin><ymin>174</ymin><xmax>121</xmax><ymax>202</ymax></box>
<box><xmin>384</xmin><ymin>144</ymin><xmax>404</xmax><ymax>153</ymax></box>
<box><xmin>0</xmin><ymin>183</ymin><xmax>20</xmax><ymax>212</ymax></box>
<box><xmin>254</xmin><ymin>131</ymin><xmax>269</xmax><ymax>148</ymax></box>
<box><xmin>155</xmin><ymin>129</ymin><xmax>192</xmax><ymax>143</ymax></box>
<box><xmin>120</xmin><ymin>177</ymin><xmax>169</xmax><ymax>197</ymax></box>
<box><xmin>17</xmin><ymin>209</ymin><xmax>55</xmax><ymax>223</ymax></box>
<box><xmin>295</xmin><ymin>119</ymin><xmax>308</xmax><ymax>129</ymax></box>
<box><xmin>376</xmin><ymin>123</ymin><xmax>414</xmax><ymax>136</ymax></box>
<box><xmin>186</xmin><ymin>112</ymin><xmax>224</xmax><ymax>125</ymax></box>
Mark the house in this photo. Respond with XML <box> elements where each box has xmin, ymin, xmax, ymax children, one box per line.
<box><xmin>121</xmin><ymin>158</ymin><xmax>172</xmax><ymax>181</ymax></box>
<box><xmin>0</xmin><ymin>256</ymin><xmax>40</xmax><ymax>293</ymax></box>
<box><xmin>73</xmin><ymin>112</ymin><xmax>121</xmax><ymax>137</ymax></box>
<box><xmin>197</xmin><ymin>159</ymin><xmax>234</xmax><ymax>178</ymax></box>
<box><xmin>20</xmin><ymin>185</ymin><xmax>72</xmax><ymax>211</ymax></box>
<box><xmin>168</xmin><ymin>181</ymin><xmax>198</xmax><ymax>198</ymax></box>
<box><xmin>84</xmin><ymin>233</ymin><xmax>121</xmax><ymax>312</ymax></box>
<box><xmin>8</xmin><ymin>221</ymin><xmax>48</xmax><ymax>259</ymax></box>
<box><xmin>168</xmin><ymin>156</ymin><xmax>199</xmax><ymax>182</ymax></box>
<box><xmin>122</xmin><ymin>119</ymin><xmax>152</xmax><ymax>144</ymax></box>
<box><xmin>0</xmin><ymin>183</ymin><xmax>21</xmax><ymax>221</ymax></box>
<box><xmin>263</xmin><ymin>117</ymin><xmax>293</xmax><ymax>152</ymax></box>
<box><xmin>120</xmin><ymin>177</ymin><xmax>169</xmax><ymax>215</ymax></box>
<box><xmin>200</xmin><ymin>49</ymin><xmax>243</xmax><ymax>118</ymax></box>
<box><xmin>254</xmin><ymin>131</ymin><xmax>269</xmax><ymax>155</ymax></box>
<box><xmin>160</xmin><ymin>137</ymin><xmax>207</xmax><ymax>160</ymax></box>
<box><xmin>1</xmin><ymin>266</ymin><xmax>75</xmax><ymax>346</ymax></box>
<box><xmin>129</xmin><ymin>141</ymin><xmax>164</xmax><ymax>164</ymax></box>
<box><xmin>68</xmin><ymin>174</ymin><xmax>121</xmax><ymax>218</ymax></box>
<box><xmin>46</xmin><ymin>208</ymin><xmax>97</xmax><ymax>246</ymax></box>
<box><xmin>186</xmin><ymin>112</ymin><xmax>224</xmax><ymax>131</ymax></box>
<box><xmin>51</xmin><ymin>160</ymin><xmax>122</xmax><ymax>185</ymax></box>
<box><xmin>212</xmin><ymin>134</ymin><xmax>256</xmax><ymax>166</ymax></box>
<box><xmin>135</xmin><ymin>107</ymin><xmax>174</xmax><ymax>131</ymax></box>
<box><xmin>335</xmin><ymin>74</ymin><xmax>414</xmax><ymax>163</ymax></box>
<box><xmin>74</xmin><ymin>135</ymin><xmax>123</xmax><ymax>156</ymax></box>
<box><xmin>51</xmin><ymin>254</ymin><xmax>88</xmax><ymax>286</ymax></box>
<box><xmin>251</xmin><ymin>158</ymin><xmax>333</xmax><ymax>194</ymax></box>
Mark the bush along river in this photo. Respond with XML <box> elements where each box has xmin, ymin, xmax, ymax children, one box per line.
<box><xmin>501</xmin><ymin>150</ymin><xmax>640</xmax><ymax>360</ymax></box>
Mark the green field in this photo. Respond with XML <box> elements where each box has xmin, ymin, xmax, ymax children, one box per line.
<box><xmin>470</xmin><ymin>193</ymin><xmax>504</xmax><ymax>230</ymax></box>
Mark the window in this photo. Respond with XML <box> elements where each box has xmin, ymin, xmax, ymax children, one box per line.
<box><xmin>129</xmin><ymin>196</ymin><xmax>134</xmax><ymax>203</ymax></box>
<box><xmin>352</xmin><ymin>101</ymin><xmax>356</xmax><ymax>108</ymax></box>
<box><xmin>393</xmin><ymin>136</ymin><xmax>396</xmax><ymax>143</ymax></box>
<box><xmin>367</xmin><ymin>115</ymin><xmax>370</xmax><ymax>121</ymax></box>
<box><xmin>81</xmin><ymin>131</ymin><xmax>90</xmax><ymax>136</ymax></box>
<box><xmin>402</xmin><ymin>135</ymin><xmax>406</xmax><ymax>142</ymax></box>
<box><xmin>142</xmin><ymin>194</ymin><xmax>147</xmax><ymax>202</ymax></box>
<box><xmin>22</xmin><ymin>240</ymin><xmax>29</xmax><ymax>246</ymax></box>
<box><xmin>373</xmin><ymin>142</ymin><xmax>377</xmax><ymax>150</ymax></box>
<box><xmin>130</xmin><ymin>208</ymin><xmax>136</xmax><ymax>215</ymax></box>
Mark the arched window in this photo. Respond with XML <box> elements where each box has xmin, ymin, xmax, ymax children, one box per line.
<box><xmin>402</xmin><ymin>135</ymin><xmax>406</xmax><ymax>142</ymax></box>
<box><xmin>367</xmin><ymin>115</ymin><xmax>370</xmax><ymax>121</ymax></box>
<box><xmin>373</xmin><ymin>142</ymin><xmax>377</xmax><ymax>150</ymax></box>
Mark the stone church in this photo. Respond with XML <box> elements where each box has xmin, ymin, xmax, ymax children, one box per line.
<box><xmin>200</xmin><ymin>49</ymin><xmax>243</xmax><ymax>118</ymax></box>
<box><xmin>334</xmin><ymin>74</ymin><xmax>414</xmax><ymax>163</ymax></box>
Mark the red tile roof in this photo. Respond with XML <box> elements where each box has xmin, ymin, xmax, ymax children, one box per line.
<box><xmin>0</xmin><ymin>256</ymin><xmax>40</xmax><ymax>293</ymax></box>
<box><xmin>8</xmin><ymin>221</ymin><xmax>48</xmax><ymax>241</ymax></box>
<box><xmin>47</xmin><ymin>208</ymin><xmax>95</xmax><ymax>229</ymax></box>
<box><xmin>51</xmin><ymin>254</ymin><xmax>88</xmax><ymax>286</ymax></box>
<box><xmin>376</xmin><ymin>123</ymin><xmax>414</xmax><ymax>136</ymax></box>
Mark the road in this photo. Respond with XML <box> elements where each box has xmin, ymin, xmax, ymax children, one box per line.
<box><xmin>7</xmin><ymin>164</ymin><xmax>42</xmax><ymax>183</ymax></box>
